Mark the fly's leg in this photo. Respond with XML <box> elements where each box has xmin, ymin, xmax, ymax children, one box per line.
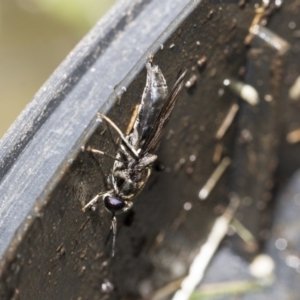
<box><xmin>86</xmin><ymin>146</ymin><xmax>123</xmax><ymax>163</ymax></box>
<box><xmin>82</xmin><ymin>192</ymin><xmax>106</xmax><ymax>212</ymax></box>
<box><xmin>82</xmin><ymin>195</ymin><xmax>101</xmax><ymax>212</ymax></box>
<box><xmin>82</xmin><ymin>148</ymin><xmax>116</xmax><ymax>212</ymax></box>
<box><xmin>98</xmin><ymin>113</ymin><xmax>139</xmax><ymax>159</ymax></box>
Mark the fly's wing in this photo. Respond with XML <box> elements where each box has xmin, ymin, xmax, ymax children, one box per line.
<box><xmin>141</xmin><ymin>70</ymin><xmax>186</xmax><ymax>155</ymax></box>
<box><xmin>132</xmin><ymin>62</ymin><xmax>168</xmax><ymax>148</ymax></box>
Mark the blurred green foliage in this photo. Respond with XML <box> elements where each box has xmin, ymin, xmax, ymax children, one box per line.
<box><xmin>29</xmin><ymin>0</ymin><xmax>114</xmax><ymax>32</ymax></box>
<box><xmin>0</xmin><ymin>0</ymin><xmax>114</xmax><ymax>138</ymax></box>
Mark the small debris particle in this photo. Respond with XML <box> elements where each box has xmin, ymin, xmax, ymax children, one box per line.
<box><xmin>185</xmin><ymin>75</ymin><xmax>197</xmax><ymax>89</ymax></box>
<box><xmin>197</xmin><ymin>56</ymin><xmax>207</xmax><ymax>70</ymax></box>
<box><xmin>207</xmin><ymin>9</ymin><xmax>214</xmax><ymax>19</ymax></box>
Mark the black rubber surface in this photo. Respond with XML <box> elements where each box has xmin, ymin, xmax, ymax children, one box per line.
<box><xmin>0</xmin><ymin>0</ymin><xmax>299</xmax><ymax>299</ymax></box>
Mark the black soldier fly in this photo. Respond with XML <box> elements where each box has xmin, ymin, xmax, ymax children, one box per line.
<box><xmin>83</xmin><ymin>58</ymin><xmax>186</xmax><ymax>256</ymax></box>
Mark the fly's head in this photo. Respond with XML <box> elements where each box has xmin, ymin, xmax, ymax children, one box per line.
<box><xmin>103</xmin><ymin>192</ymin><xmax>133</xmax><ymax>215</ymax></box>
<box><xmin>103</xmin><ymin>192</ymin><xmax>133</xmax><ymax>257</ymax></box>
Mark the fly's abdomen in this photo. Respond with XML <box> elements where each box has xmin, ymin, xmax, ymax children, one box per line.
<box><xmin>150</xmin><ymin>64</ymin><xmax>168</xmax><ymax>104</ymax></box>
<box><xmin>133</xmin><ymin>61</ymin><xmax>168</xmax><ymax>146</ymax></box>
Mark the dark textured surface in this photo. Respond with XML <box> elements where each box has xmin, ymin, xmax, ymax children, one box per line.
<box><xmin>229</xmin><ymin>38</ymin><xmax>280</xmax><ymax>259</ymax></box>
<box><xmin>0</xmin><ymin>0</ymin><xmax>190</xmax><ymax>261</ymax></box>
<box><xmin>4</xmin><ymin>0</ymin><xmax>300</xmax><ymax>299</ymax></box>
<box><xmin>189</xmin><ymin>2</ymin><xmax>300</xmax><ymax>300</ymax></box>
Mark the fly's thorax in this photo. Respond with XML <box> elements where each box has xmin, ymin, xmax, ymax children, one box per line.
<box><xmin>112</xmin><ymin>145</ymin><xmax>137</xmax><ymax>171</ymax></box>
<box><xmin>126</xmin><ymin>167</ymin><xmax>151</xmax><ymax>199</ymax></box>
<box><xmin>110</xmin><ymin>165</ymin><xmax>151</xmax><ymax>201</ymax></box>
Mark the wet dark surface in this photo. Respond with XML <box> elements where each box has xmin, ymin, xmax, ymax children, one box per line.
<box><xmin>0</xmin><ymin>0</ymin><xmax>300</xmax><ymax>299</ymax></box>
<box><xmin>200</xmin><ymin>171</ymin><xmax>300</xmax><ymax>300</ymax></box>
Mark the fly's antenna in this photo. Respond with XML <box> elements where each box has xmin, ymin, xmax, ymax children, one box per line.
<box><xmin>105</xmin><ymin>214</ymin><xmax>118</xmax><ymax>257</ymax></box>
<box><xmin>86</xmin><ymin>147</ymin><xmax>123</xmax><ymax>163</ymax></box>
<box><xmin>111</xmin><ymin>215</ymin><xmax>117</xmax><ymax>257</ymax></box>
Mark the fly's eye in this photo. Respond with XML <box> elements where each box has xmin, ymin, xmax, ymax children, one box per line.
<box><xmin>104</xmin><ymin>196</ymin><xmax>126</xmax><ymax>213</ymax></box>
